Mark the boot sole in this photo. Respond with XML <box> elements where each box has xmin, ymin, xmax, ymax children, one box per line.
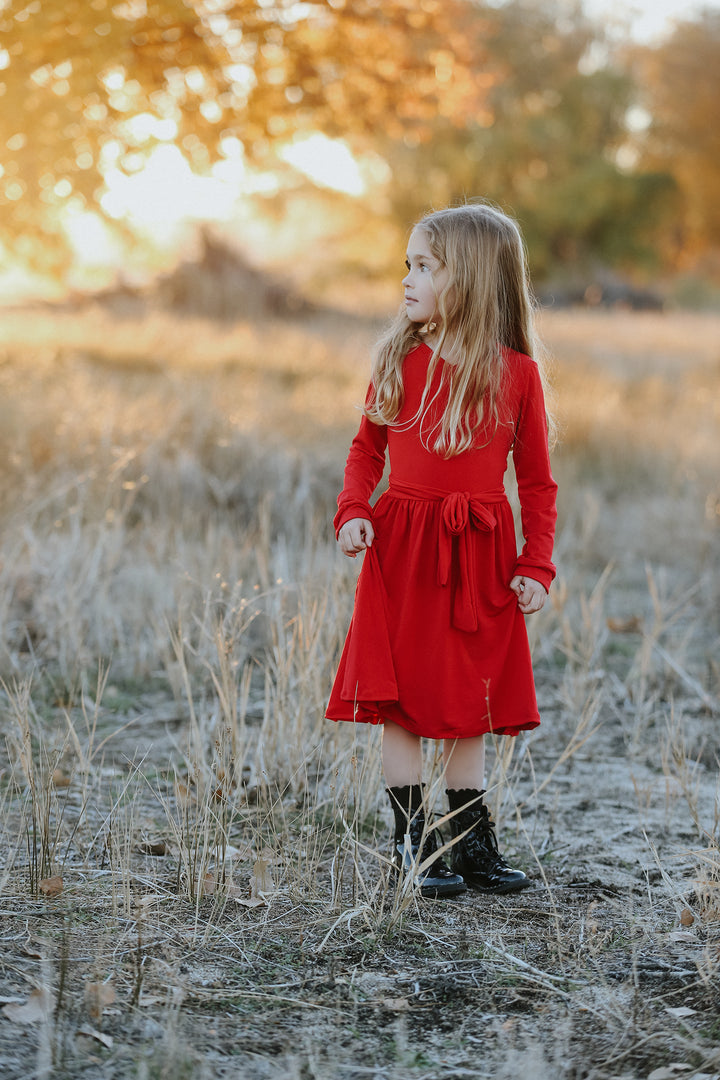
<box><xmin>464</xmin><ymin>877</ymin><xmax>531</xmax><ymax>894</ymax></box>
<box><xmin>391</xmin><ymin>866</ymin><xmax>468</xmax><ymax>899</ymax></box>
<box><xmin>419</xmin><ymin>881</ymin><xmax>468</xmax><ymax>899</ymax></box>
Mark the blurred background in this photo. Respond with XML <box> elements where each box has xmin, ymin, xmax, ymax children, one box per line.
<box><xmin>1</xmin><ymin>0</ymin><xmax>719</xmax><ymax>310</ymax></box>
<box><xmin>0</xmin><ymin>0</ymin><xmax>717</xmax><ymax>693</ymax></box>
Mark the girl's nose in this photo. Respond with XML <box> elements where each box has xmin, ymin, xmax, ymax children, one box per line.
<box><xmin>402</xmin><ymin>270</ymin><xmax>411</xmax><ymax>286</ymax></box>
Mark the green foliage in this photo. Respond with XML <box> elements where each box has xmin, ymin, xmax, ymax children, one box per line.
<box><xmin>383</xmin><ymin>1</ymin><xmax>678</xmax><ymax>279</ymax></box>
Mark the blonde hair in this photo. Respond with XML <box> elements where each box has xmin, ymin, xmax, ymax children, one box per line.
<box><xmin>366</xmin><ymin>202</ymin><xmax>547</xmax><ymax>456</ymax></box>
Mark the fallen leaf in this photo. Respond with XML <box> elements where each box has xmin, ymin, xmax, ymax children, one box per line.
<box><xmin>381</xmin><ymin>997</ymin><xmax>410</xmax><ymax>1011</ymax></box>
<box><xmin>607</xmin><ymin>615</ymin><xmax>643</xmax><ymax>634</ymax></box>
<box><xmin>648</xmin><ymin>1066</ymin><xmax>694</xmax><ymax>1080</ymax></box>
<box><xmin>234</xmin><ymin>895</ymin><xmax>266</xmax><ymax>909</ymax></box>
<box><xmin>77</xmin><ymin>1024</ymin><xmax>113</xmax><ymax>1049</ymax></box>
<box><xmin>201</xmin><ymin>872</ymin><xmax>218</xmax><ymax>896</ymax></box>
<box><xmin>84</xmin><ymin>981</ymin><xmax>116</xmax><ymax>1020</ymax></box>
<box><xmin>667</xmin><ymin>930</ymin><xmax>699</xmax><ymax>943</ymax></box>
<box><xmin>249</xmin><ymin>855</ymin><xmax>274</xmax><ymax>900</ymax></box>
<box><xmin>2</xmin><ymin>988</ymin><xmax>55</xmax><ymax>1023</ymax></box>
<box><xmin>39</xmin><ymin>876</ymin><xmax>63</xmax><ymax>897</ymax></box>
<box><xmin>665</xmin><ymin>1006</ymin><xmax>696</xmax><ymax>1019</ymax></box>
<box><xmin>138</xmin><ymin>840</ymin><xmax>167</xmax><ymax>856</ymax></box>
<box><xmin>679</xmin><ymin>908</ymin><xmax>695</xmax><ymax>926</ymax></box>
<box><xmin>136</xmin><ymin>894</ymin><xmax>163</xmax><ymax>909</ymax></box>
<box><xmin>217</xmin><ymin>843</ymin><xmax>253</xmax><ymax>862</ymax></box>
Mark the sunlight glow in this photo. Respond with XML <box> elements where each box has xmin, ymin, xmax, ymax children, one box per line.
<box><xmin>122</xmin><ymin>112</ymin><xmax>179</xmax><ymax>143</ymax></box>
<box><xmin>64</xmin><ymin>208</ymin><xmax>122</xmax><ymax>264</ymax></box>
<box><xmin>100</xmin><ymin>144</ymin><xmax>239</xmax><ymax>235</ymax></box>
<box><xmin>74</xmin><ymin>130</ymin><xmax>368</xmax><ymax>261</ymax></box>
<box><xmin>279</xmin><ymin>134</ymin><xmax>366</xmax><ymax>196</ymax></box>
<box><xmin>102</xmin><ymin>68</ymin><xmax>126</xmax><ymax>91</ymax></box>
<box><xmin>584</xmin><ymin>0</ymin><xmax>720</xmax><ymax>41</ymax></box>
<box><xmin>87</xmin><ymin>143</ymin><xmax>281</xmax><ymax>255</ymax></box>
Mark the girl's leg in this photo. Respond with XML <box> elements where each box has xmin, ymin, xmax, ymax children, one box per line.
<box><xmin>442</xmin><ymin>735</ymin><xmax>485</xmax><ymax>789</ymax></box>
<box><xmin>382</xmin><ymin>719</ymin><xmax>423</xmax><ymax>786</ymax></box>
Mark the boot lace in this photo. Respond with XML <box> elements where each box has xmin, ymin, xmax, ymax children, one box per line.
<box><xmin>459</xmin><ymin>805</ymin><xmax>510</xmax><ymax>867</ymax></box>
<box><xmin>405</xmin><ymin>812</ymin><xmax>453</xmax><ymax>874</ymax></box>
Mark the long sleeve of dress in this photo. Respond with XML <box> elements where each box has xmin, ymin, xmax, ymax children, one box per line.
<box><xmin>511</xmin><ymin>360</ymin><xmax>558</xmax><ymax>592</ymax></box>
<box><xmin>333</xmin><ymin>413</ymin><xmax>389</xmax><ymax>537</ymax></box>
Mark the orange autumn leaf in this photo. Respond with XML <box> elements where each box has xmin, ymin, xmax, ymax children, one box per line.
<box><xmin>39</xmin><ymin>876</ymin><xmax>63</xmax><ymax>897</ymax></box>
<box><xmin>84</xmin><ymin>981</ymin><xmax>116</xmax><ymax>1021</ymax></box>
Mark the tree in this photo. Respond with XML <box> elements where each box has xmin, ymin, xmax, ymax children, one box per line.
<box><xmin>634</xmin><ymin>9</ymin><xmax>720</xmax><ymax>268</ymax></box>
<box><xmin>0</xmin><ymin>0</ymin><xmax>492</xmax><ymax>273</ymax></box>
<box><xmin>1</xmin><ymin>0</ymin><xmax>228</xmax><ymax>271</ymax></box>
<box><xmin>382</xmin><ymin>1</ymin><xmax>676</xmax><ymax>280</ymax></box>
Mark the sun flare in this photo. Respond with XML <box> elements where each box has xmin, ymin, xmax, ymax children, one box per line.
<box><xmin>100</xmin><ymin>144</ymin><xmax>241</xmax><ymax>236</ymax></box>
<box><xmin>58</xmin><ymin>130</ymin><xmax>370</xmax><ymax>270</ymax></box>
<box><xmin>279</xmin><ymin>134</ymin><xmax>367</xmax><ymax>196</ymax></box>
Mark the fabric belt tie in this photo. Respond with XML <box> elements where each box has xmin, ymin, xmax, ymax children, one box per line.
<box><xmin>388</xmin><ymin>480</ymin><xmax>501</xmax><ymax>633</ymax></box>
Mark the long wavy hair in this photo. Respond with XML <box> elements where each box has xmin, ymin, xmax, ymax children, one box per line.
<box><xmin>365</xmin><ymin>202</ymin><xmax>548</xmax><ymax>456</ymax></box>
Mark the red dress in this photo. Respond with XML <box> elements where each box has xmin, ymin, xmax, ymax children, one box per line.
<box><xmin>326</xmin><ymin>342</ymin><xmax>557</xmax><ymax>739</ymax></box>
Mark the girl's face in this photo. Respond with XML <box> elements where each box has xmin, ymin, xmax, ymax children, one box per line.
<box><xmin>402</xmin><ymin>228</ymin><xmax>450</xmax><ymax>328</ymax></box>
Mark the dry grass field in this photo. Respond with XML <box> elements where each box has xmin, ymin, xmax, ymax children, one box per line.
<box><xmin>0</xmin><ymin>302</ymin><xmax>717</xmax><ymax>1079</ymax></box>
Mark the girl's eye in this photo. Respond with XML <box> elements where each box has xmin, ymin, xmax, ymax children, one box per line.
<box><xmin>404</xmin><ymin>259</ymin><xmax>411</xmax><ymax>270</ymax></box>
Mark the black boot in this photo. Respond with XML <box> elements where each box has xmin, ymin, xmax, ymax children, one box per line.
<box><xmin>446</xmin><ymin>788</ymin><xmax>530</xmax><ymax>894</ymax></box>
<box><xmin>387</xmin><ymin>785</ymin><xmax>466</xmax><ymax>898</ymax></box>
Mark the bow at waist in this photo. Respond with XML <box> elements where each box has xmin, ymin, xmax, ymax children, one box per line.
<box><xmin>388</xmin><ymin>479</ymin><xmax>506</xmax><ymax>632</ymax></box>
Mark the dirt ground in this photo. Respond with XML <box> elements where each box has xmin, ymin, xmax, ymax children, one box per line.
<box><xmin>0</xmin><ymin>667</ymin><xmax>717</xmax><ymax>1080</ymax></box>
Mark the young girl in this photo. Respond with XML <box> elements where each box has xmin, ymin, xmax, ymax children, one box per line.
<box><xmin>326</xmin><ymin>203</ymin><xmax>557</xmax><ymax>898</ymax></box>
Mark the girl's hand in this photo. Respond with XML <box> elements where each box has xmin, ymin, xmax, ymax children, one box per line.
<box><xmin>338</xmin><ymin>517</ymin><xmax>375</xmax><ymax>558</ymax></box>
<box><xmin>509</xmin><ymin>575</ymin><xmax>546</xmax><ymax>615</ymax></box>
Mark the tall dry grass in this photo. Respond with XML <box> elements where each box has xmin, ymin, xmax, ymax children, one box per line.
<box><xmin>0</xmin><ymin>304</ymin><xmax>717</xmax><ymax>1079</ymax></box>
